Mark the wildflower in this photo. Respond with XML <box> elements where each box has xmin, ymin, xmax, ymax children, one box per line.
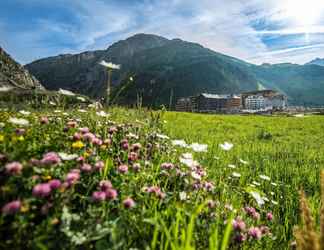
<box><xmin>2</xmin><ymin>200</ymin><xmax>21</xmax><ymax>215</ymax></box>
<box><xmin>179</xmin><ymin>154</ymin><xmax>199</xmax><ymax>168</ymax></box>
<box><xmin>105</xmin><ymin>188</ymin><xmax>118</xmax><ymax>200</ymax></box>
<box><xmin>239</xmin><ymin>159</ymin><xmax>248</xmax><ymax>164</ymax></box>
<box><xmin>109</xmin><ymin>126</ymin><xmax>118</xmax><ymax>134</ymax></box>
<box><xmin>232</xmin><ymin>218</ymin><xmax>246</xmax><ymax>231</ymax></box>
<box><xmin>15</xmin><ymin>128</ymin><xmax>26</xmax><ymax>136</ymax></box>
<box><xmin>191</xmin><ymin>171</ymin><xmax>202</xmax><ymax>180</ymax></box>
<box><xmin>219</xmin><ymin>142</ymin><xmax>233</xmax><ymax>151</ymax></box>
<box><xmin>128</xmin><ymin>152</ymin><xmax>138</xmax><ymax>161</ymax></box>
<box><xmin>189</xmin><ymin>143</ymin><xmax>208</xmax><ymax>152</ymax></box>
<box><xmin>65</xmin><ymin>171</ymin><xmax>80</xmax><ymax>185</ymax></box>
<box><xmin>248</xmin><ymin>227</ymin><xmax>262</xmax><ymax>240</ymax></box>
<box><xmin>99</xmin><ymin>180</ymin><xmax>113</xmax><ymax>191</ymax></box>
<box><xmin>234</xmin><ymin>233</ymin><xmax>247</xmax><ymax>243</ymax></box>
<box><xmin>96</xmin><ymin>111</ymin><xmax>109</xmax><ymax>117</ymax></box>
<box><xmin>132</xmin><ymin>163</ymin><xmax>141</xmax><ymax>172</ymax></box>
<box><xmin>260</xmin><ymin>225</ymin><xmax>270</xmax><ymax>235</ymax></box>
<box><xmin>32</xmin><ymin>183</ymin><xmax>52</xmax><ymax>198</ymax></box>
<box><xmin>260</xmin><ymin>175</ymin><xmax>271</xmax><ymax>181</ymax></box>
<box><xmin>161</xmin><ymin>162</ymin><xmax>174</xmax><ymax>170</ymax></box>
<box><xmin>40</xmin><ymin>116</ymin><xmax>49</xmax><ymax>124</ymax></box>
<box><xmin>58</xmin><ymin>88</ymin><xmax>75</xmax><ymax>96</ymax></box>
<box><xmin>232</xmin><ymin>172</ymin><xmax>241</xmax><ymax>178</ymax></box>
<box><xmin>99</xmin><ymin>60</ymin><xmax>120</xmax><ymax>70</ymax></box>
<box><xmin>123</xmin><ymin>197</ymin><xmax>135</xmax><ymax>208</ymax></box>
<box><xmin>72</xmin><ymin>141</ymin><xmax>84</xmax><ymax>149</ymax></box>
<box><xmin>156</xmin><ymin>133</ymin><xmax>169</xmax><ymax>140</ymax></box>
<box><xmin>172</xmin><ymin>140</ymin><xmax>187</xmax><ymax>147</ymax></box>
<box><xmin>48</xmin><ymin>179</ymin><xmax>61</xmax><ymax>189</ymax></box>
<box><xmin>19</xmin><ymin>110</ymin><xmax>31</xmax><ymax>116</ymax></box>
<box><xmin>58</xmin><ymin>152</ymin><xmax>78</xmax><ymax>161</ymax></box>
<box><xmin>250</xmin><ymin>191</ymin><xmax>265</xmax><ymax>207</ymax></box>
<box><xmin>204</xmin><ymin>181</ymin><xmax>215</xmax><ymax>191</ymax></box>
<box><xmin>121</xmin><ymin>139</ymin><xmax>129</xmax><ymax>150</ymax></box>
<box><xmin>67</xmin><ymin>121</ymin><xmax>77</xmax><ymax>128</ymax></box>
<box><xmin>228</xmin><ymin>164</ymin><xmax>236</xmax><ymax>169</ymax></box>
<box><xmin>83</xmin><ymin>132</ymin><xmax>96</xmax><ymax>141</ymax></box>
<box><xmin>118</xmin><ymin>164</ymin><xmax>128</xmax><ymax>174</ymax></box>
<box><xmin>5</xmin><ymin>162</ymin><xmax>23</xmax><ymax>175</ymax></box>
<box><xmin>266</xmin><ymin>212</ymin><xmax>273</xmax><ymax>221</ymax></box>
<box><xmin>179</xmin><ymin>191</ymin><xmax>187</xmax><ymax>201</ymax></box>
<box><xmin>95</xmin><ymin>161</ymin><xmax>105</xmax><ymax>171</ymax></box>
<box><xmin>80</xmin><ymin>163</ymin><xmax>92</xmax><ymax>173</ymax></box>
<box><xmin>41</xmin><ymin>152</ymin><xmax>61</xmax><ymax>166</ymax></box>
<box><xmin>8</xmin><ymin>117</ymin><xmax>29</xmax><ymax>126</ymax></box>
<box><xmin>92</xmin><ymin>191</ymin><xmax>106</xmax><ymax>202</ymax></box>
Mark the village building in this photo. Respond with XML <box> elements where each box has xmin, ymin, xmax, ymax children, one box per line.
<box><xmin>175</xmin><ymin>93</ymin><xmax>241</xmax><ymax>113</ymax></box>
<box><xmin>241</xmin><ymin>90</ymin><xmax>287</xmax><ymax>111</ymax></box>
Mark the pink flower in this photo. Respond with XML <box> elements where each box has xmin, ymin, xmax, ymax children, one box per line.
<box><xmin>92</xmin><ymin>138</ymin><xmax>103</xmax><ymax>146</ymax></box>
<box><xmin>260</xmin><ymin>225</ymin><xmax>270</xmax><ymax>235</ymax></box>
<box><xmin>65</xmin><ymin>172</ymin><xmax>80</xmax><ymax>185</ymax></box>
<box><xmin>128</xmin><ymin>152</ymin><xmax>138</xmax><ymax>161</ymax></box>
<box><xmin>32</xmin><ymin>183</ymin><xmax>52</xmax><ymax>198</ymax></box>
<box><xmin>78</xmin><ymin>127</ymin><xmax>89</xmax><ymax>134</ymax></box>
<box><xmin>76</xmin><ymin>156</ymin><xmax>85</xmax><ymax>163</ymax></box>
<box><xmin>5</xmin><ymin>162</ymin><xmax>23</xmax><ymax>175</ymax></box>
<box><xmin>67</xmin><ymin>121</ymin><xmax>77</xmax><ymax>128</ymax></box>
<box><xmin>99</xmin><ymin>180</ymin><xmax>113</xmax><ymax>191</ymax></box>
<box><xmin>105</xmin><ymin>188</ymin><xmax>118</xmax><ymax>200</ymax></box>
<box><xmin>95</xmin><ymin>161</ymin><xmax>105</xmax><ymax>171</ymax></box>
<box><xmin>15</xmin><ymin>128</ymin><xmax>26</xmax><ymax>136</ymax></box>
<box><xmin>41</xmin><ymin>152</ymin><xmax>61</xmax><ymax>166</ymax></box>
<box><xmin>118</xmin><ymin>164</ymin><xmax>128</xmax><ymax>174</ymax></box>
<box><xmin>2</xmin><ymin>200</ymin><xmax>21</xmax><ymax>215</ymax></box>
<box><xmin>232</xmin><ymin>218</ymin><xmax>246</xmax><ymax>231</ymax></box>
<box><xmin>252</xmin><ymin>211</ymin><xmax>260</xmax><ymax>220</ymax></box>
<box><xmin>204</xmin><ymin>181</ymin><xmax>215</xmax><ymax>191</ymax></box>
<box><xmin>123</xmin><ymin>197</ymin><xmax>135</xmax><ymax>208</ymax></box>
<box><xmin>48</xmin><ymin>179</ymin><xmax>61</xmax><ymax>189</ymax></box>
<box><xmin>109</xmin><ymin>127</ymin><xmax>118</xmax><ymax>134</ymax></box>
<box><xmin>83</xmin><ymin>133</ymin><xmax>95</xmax><ymax>141</ymax></box>
<box><xmin>144</xmin><ymin>186</ymin><xmax>166</xmax><ymax>199</ymax></box>
<box><xmin>161</xmin><ymin>163</ymin><xmax>174</xmax><ymax>170</ymax></box>
<box><xmin>73</xmin><ymin>132</ymin><xmax>82</xmax><ymax>141</ymax></box>
<box><xmin>248</xmin><ymin>227</ymin><xmax>262</xmax><ymax>240</ymax></box>
<box><xmin>266</xmin><ymin>212</ymin><xmax>273</xmax><ymax>221</ymax></box>
<box><xmin>40</xmin><ymin>116</ymin><xmax>49</xmax><ymax>124</ymax></box>
<box><xmin>92</xmin><ymin>191</ymin><xmax>106</xmax><ymax>202</ymax></box>
<box><xmin>80</xmin><ymin>163</ymin><xmax>92</xmax><ymax>172</ymax></box>
<box><xmin>234</xmin><ymin>233</ymin><xmax>246</xmax><ymax>243</ymax></box>
<box><xmin>120</xmin><ymin>139</ymin><xmax>129</xmax><ymax>150</ymax></box>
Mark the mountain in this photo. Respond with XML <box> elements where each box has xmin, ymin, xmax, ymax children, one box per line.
<box><xmin>307</xmin><ymin>58</ymin><xmax>324</xmax><ymax>67</ymax></box>
<box><xmin>0</xmin><ymin>47</ymin><xmax>43</xmax><ymax>90</ymax></box>
<box><xmin>26</xmin><ymin>34</ymin><xmax>324</xmax><ymax>107</ymax></box>
<box><xmin>251</xmin><ymin>63</ymin><xmax>324</xmax><ymax>106</ymax></box>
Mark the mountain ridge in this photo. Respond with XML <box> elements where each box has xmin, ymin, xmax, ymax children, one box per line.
<box><xmin>25</xmin><ymin>33</ymin><xmax>324</xmax><ymax>107</ymax></box>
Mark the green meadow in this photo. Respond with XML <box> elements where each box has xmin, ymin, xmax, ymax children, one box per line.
<box><xmin>1</xmin><ymin>107</ymin><xmax>324</xmax><ymax>249</ymax></box>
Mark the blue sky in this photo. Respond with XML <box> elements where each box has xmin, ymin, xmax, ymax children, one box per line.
<box><xmin>1</xmin><ymin>0</ymin><xmax>324</xmax><ymax>65</ymax></box>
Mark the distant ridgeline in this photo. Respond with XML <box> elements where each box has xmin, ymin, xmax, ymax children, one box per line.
<box><xmin>175</xmin><ymin>90</ymin><xmax>287</xmax><ymax>114</ymax></box>
<box><xmin>24</xmin><ymin>34</ymin><xmax>324</xmax><ymax>107</ymax></box>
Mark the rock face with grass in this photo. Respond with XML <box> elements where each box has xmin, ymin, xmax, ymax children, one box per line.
<box><xmin>0</xmin><ymin>47</ymin><xmax>44</xmax><ymax>90</ymax></box>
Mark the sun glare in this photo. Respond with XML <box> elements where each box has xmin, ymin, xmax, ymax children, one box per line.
<box><xmin>283</xmin><ymin>0</ymin><xmax>324</xmax><ymax>26</ymax></box>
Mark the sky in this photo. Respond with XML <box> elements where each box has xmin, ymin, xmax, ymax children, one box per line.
<box><xmin>1</xmin><ymin>0</ymin><xmax>324</xmax><ymax>65</ymax></box>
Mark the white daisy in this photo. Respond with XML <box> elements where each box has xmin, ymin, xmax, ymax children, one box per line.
<box><xmin>232</xmin><ymin>172</ymin><xmax>241</xmax><ymax>178</ymax></box>
<box><xmin>260</xmin><ymin>175</ymin><xmax>271</xmax><ymax>181</ymax></box>
<box><xmin>228</xmin><ymin>164</ymin><xmax>236</xmax><ymax>169</ymax></box>
<box><xmin>239</xmin><ymin>159</ymin><xmax>248</xmax><ymax>165</ymax></box>
<box><xmin>99</xmin><ymin>60</ymin><xmax>120</xmax><ymax>70</ymax></box>
<box><xmin>189</xmin><ymin>143</ymin><xmax>208</xmax><ymax>152</ymax></box>
<box><xmin>219</xmin><ymin>142</ymin><xmax>233</xmax><ymax>151</ymax></box>
<box><xmin>58</xmin><ymin>153</ymin><xmax>78</xmax><ymax>161</ymax></box>
<box><xmin>19</xmin><ymin>110</ymin><xmax>31</xmax><ymax>116</ymax></box>
<box><xmin>8</xmin><ymin>117</ymin><xmax>29</xmax><ymax>126</ymax></box>
<box><xmin>172</xmin><ymin>140</ymin><xmax>187</xmax><ymax>147</ymax></box>
<box><xmin>250</xmin><ymin>191</ymin><xmax>265</xmax><ymax>207</ymax></box>
<box><xmin>179</xmin><ymin>192</ymin><xmax>187</xmax><ymax>201</ymax></box>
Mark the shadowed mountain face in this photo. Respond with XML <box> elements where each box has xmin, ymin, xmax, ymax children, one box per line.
<box><xmin>0</xmin><ymin>47</ymin><xmax>43</xmax><ymax>90</ymax></box>
<box><xmin>26</xmin><ymin>34</ymin><xmax>324</xmax><ymax>107</ymax></box>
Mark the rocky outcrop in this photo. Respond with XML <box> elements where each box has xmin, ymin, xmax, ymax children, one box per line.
<box><xmin>0</xmin><ymin>47</ymin><xmax>44</xmax><ymax>90</ymax></box>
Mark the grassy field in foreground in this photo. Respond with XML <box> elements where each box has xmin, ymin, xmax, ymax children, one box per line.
<box><xmin>163</xmin><ymin>112</ymin><xmax>324</xmax><ymax>247</ymax></box>
<box><xmin>1</xmin><ymin>107</ymin><xmax>324</xmax><ymax>250</ymax></box>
